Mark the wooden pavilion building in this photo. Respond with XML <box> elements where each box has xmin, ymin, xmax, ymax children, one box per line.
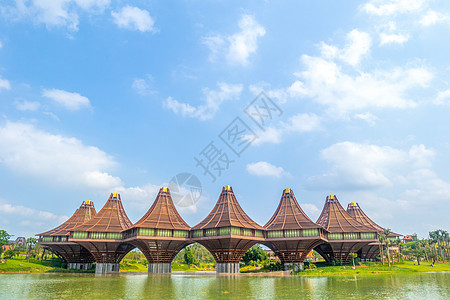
<box><xmin>123</xmin><ymin>187</ymin><xmax>191</xmax><ymax>273</ymax></box>
<box><xmin>263</xmin><ymin>188</ymin><xmax>328</xmax><ymax>271</ymax></box>
<box><xmin>69</xmin><ymin>193</ymin><xmax>134</xmax><ymax>274</ymax></box>
<box><xmin>37</xmin><ymin>200</ymin><xmax>96</xmax><ymax>270</ymax></box>
<box><xmin>346</xmin><ymin>202</ymin><xmax>401</xmax><ymax>260</ymax></box>
<box><xmin>191</xmin><ymin>185</ymin><xmax>265</xmax><ymax>273</ymax></box>
<box><xmin>314</xmin><ymin>195</ymin><xmax>378</xmax><ymax>263</ymax></box>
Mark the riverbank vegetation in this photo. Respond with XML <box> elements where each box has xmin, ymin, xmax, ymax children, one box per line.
<box><xmin>2</xmin><ymin>229</ymin><xmax>449</xmax><ymax>274</ymax></box>
<box><xmin>295</xmin><ymin>260</ymin><xmax>450</xmax><ymax>276</ymax></box>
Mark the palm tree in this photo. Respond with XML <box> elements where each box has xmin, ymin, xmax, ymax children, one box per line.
<box><xmin>349</xmin><ymin>252</ymin><xmax>357</xmax><ymax>269</ymax></box>
<box><xmin>419</xmin><ymin>239</ymin><xmax>429</xmax><ymax>262</ymax></box>
<box><xmin>378</xmin><ymin>233</ymin><xmax>385</xmax><ymax>265</ymax></box>
<box><xmin>26</xmin><ymin>237</ymin><xmax>37</xmax><ymax>263</ymax></box>
<box><xmin>383</xmin><ymin>229</ymin><xmax>392</xmax><ymax>267</ymax></box>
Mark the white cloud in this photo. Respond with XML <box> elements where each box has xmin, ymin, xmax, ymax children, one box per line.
<box><xmin>362</xmin><ymin>0</ymin><xmax>426</xmax><ymax>16</ymax></box>
<box><xmin>43</xmin><ymin>111</ymin><xmax>60</xmax><ymax>121</ymax></box>
<box><xmin>248</xmin><ymin>113</ymin><xmax>321</xmax><ymax>146</ymax></box>
<box><xmin>164</xmin><ymin>82</ymin><xmax>243</xmax><ymax>120</ymax></box>
<box><xmin>246</xmin><ymin>161</ymin><xmax>289</xmax><ymax>178</ymax></box>
<box><xmin>434</xmin><ymin>89</ymin><xmax>450</xmax><ymax>105</ymax></box>
<box><xmin>0</xmin><ymin>41</ymin><xmax>2</xmax><ymax>48</ymax></box>
<box><xmin>227</xmin><ymin>15</ymin><xmax>266</xmax><ymax>65</ymax></box>
<box><xmin>0</xmin><ymin>76</ymin><xmax>11</xmax><ymax>90</ymax></box>
<box><xmin>15</xmin><ymin>100</ymin><xmax>41</xmax><ymax>111</ymax></box>
<box><xmin>249</xmin><ymin>83</ymin><xmax>292</xmax><ymax>104</ymax></box>
<box><xmin>302</xmin><ymin>203</ymin><xmax>321</xmax><ymax>220</ymax></box>
<box><xmin>249</xmin><ymin>127</ymin><xmax>283</xmax><ymax>146</ymax></box>
<box><xmin>292</xmin><ymin>54</ymin><xmax>432</xmax><ymax>116</ymax></box>
<box><xmin>132</xmin><ymin>75</ymin><xmax>156</xmax><ymax>95</ymax></box>
<box><xmin>307</xmin><ymin>142</ymin><xmax>435</xmax><ymax>190</ymax></box>
<box><xmin>354</xmin><ymin>112</ymin><xmax>379</xmax><ymax>126</ymax></box>
<box><xmin>202</xmin><ymin>36</ymin><xmax>225</xmax><ymax>62</ymax></box>
<box><xmin>0</xmin><ymin>201</ymin><xmax>67</xmax><ymax>224</ymax></box>
<box><xmin>321</xmin><ymin>29</ymin><xmax>371</xmax><ymax>67</ymax></box>
<box><xmin>42</xmin><ymin>88</ymin><xmax>91</xmax><ymax>110</ymax></box>
<box><xmin>379</xmin><ymin>33</ymin><xmax>409</xmax><ymax>45</ymax></box>
<box><xmin>252</xmin><ymin>28</ymin><xmax>432</xmax><ymax>118</ymax></box>
<box><xmin>203</xmin><ymin>15</ymin><xmax>265</xmax><ymax>66</ymax></box>
<box><xmin>284</xmin><ymin>113</ymin><xmax>322</xmax><ymax>133</ymax></box>
<box><xmin>0</xmin><ymin>199</ymin><xmax>69</xmax><ymax>236</ymax></box>
<box><xmin>3</xmin><ymin>0</ymin><xmax>110</xmax><ymax>31</ymax></box>
<box><xmin>74</xmin><ymin>0</ymin><xmax>110</xmax><ymax>11</ymax></box>
<box><xmin>111</xmin><ymin>6</ymin><xmax>156</xmax><ymax>32</ymax></box>
<box><xmin>0</xmin><ymin>121</ymin><xmax>121</xmax><ymax>189</ymax></box>
<box><xmin>419</xmin><ymin>10</ymin><xmax>449</xmax><ymax>26</ymax></box>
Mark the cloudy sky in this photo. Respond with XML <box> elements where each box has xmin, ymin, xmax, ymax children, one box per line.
<box><xmin>1</xmin><ymin>0</ymin><xmax>449</xmax><ymax>238</ymax></box>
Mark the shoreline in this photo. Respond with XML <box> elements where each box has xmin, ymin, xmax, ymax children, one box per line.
<box><xmin>2</xmin><ymin>261</ymin><xmax>450</xmax><ymax>276</ymax></box>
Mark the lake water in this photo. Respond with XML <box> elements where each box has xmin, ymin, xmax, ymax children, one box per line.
<box><xmin>0</xmin><ymin>272</ymin><xmax>449</xmax><ymax>299</ymax></box>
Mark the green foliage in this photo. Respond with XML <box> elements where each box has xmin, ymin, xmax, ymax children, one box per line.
<box><xmin>242</xmin><ymin>244</ymin><xmax>268</xmax><ymax>265</ymax></box>
<box><xmin>0</xmin><ymin>230</ymin><xmax>12</xmax><ymax>255</ymax></box>
<box><xmin>261</xmin><ymin>260</ymin><xmax>283</xmax><ymax>271</ymax></box>
<box><xmin>0</xmin><ymin>230</ymin><xmax>12</xmax><ymax>246</ymax></box>
<box><xmin>3</xmin><ymin>249</ymin><xmax>15</xmax><ymax>259</ymax></box>
<box><xmin>184</xmin><ymin>247</ymin><xmax>199</xmax><ymax>265</ymax></box>
<box><xmin>304</xmin><ymin>261</ymin><xmax>316</xmax><ymax>270</ymax></box>
<box><xmin>174</xmin><ymin>243</ymin><xmax>214</xmax><ymax>264</ymax></box>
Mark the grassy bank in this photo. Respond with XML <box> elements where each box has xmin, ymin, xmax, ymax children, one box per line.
<box><xmin>295</xmin><ymin>261</ymin><xmax>450</xmax><ymax>276</ymax></box>
<box><xmin>0</xmin><ymin>258</ymin><xmax>94</xmax><ymax>273</ymax></box>
<box><xmin>172</xmin><ymin>262</ymin><xmax>215</xmax><ymax>272</ymax></box>
<box><xmin>2</xmin><ymin>258</ymin><xmax>450</xmax><ymax>275</ymax></box>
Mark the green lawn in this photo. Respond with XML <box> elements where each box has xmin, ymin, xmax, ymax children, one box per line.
<box><xmin>296</xmin><ymin>260</ymin><xmax>450</xmax><ymax>276</ymax></box>
<box><xmin>119</xmin><ymin>261</ymin><xmax>148</xmax><ymax>272</ymax></box>
<box><xmin>0</xmin><ymin>258</ymin><xmax>95</xmax><ymax>273</ymax></box>
<box><xmin>0</xmin><ymin>259</ymin><xmax>54</xmax><ymax>273</ymax></box>
<box><xmin>172</xmin><ymin>262</ymin><xmax>215</xmax><ymax>272</ymax></box>
<box><xmin>2</xmin><ymin>257</ymin><xmax>449</xmax><ymax>275</ymax></box>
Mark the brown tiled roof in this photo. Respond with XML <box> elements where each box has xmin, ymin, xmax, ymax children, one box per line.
<box><xmin>191</xmin><ymin>185</ymin><xmax>264</xmax><ymax>230</ymax></box>
<box><xmin>316</xmin><ymin>195</ymin><xmax>376</xmax><ymax>233</ymax></box>
<box><xmin>132</xmin><ymin>187</ymin><xmax>190</xmax><ymax>230</ymax></box>
<box><xmin>347</xmin><ymin>202</ymin><xmax>401</xmax><ymax>237</ymax></box>
<box><xmin>37</xmin><ymin>201</ymin><xmax>96</xmax><ymax>236</ymax></box>
<box><xmin>71</xmin><ymin>193</ymin><xmax>132</xmax><ymax>232</ymax></box>
<box><xmin>265</xmin><ymin>188</ymin><xmax>322</xmax><ymax>230</ymax></box>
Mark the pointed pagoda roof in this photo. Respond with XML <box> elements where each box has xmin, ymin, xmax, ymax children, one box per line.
<box><xmin>316</xmin><ymin>195</ymin><xmax>376</xmax><ymax>233</ymax></box>
<box><xmin>132</xmin><ymin>187</ymin><xmax>190</xmax><ymax>230</ymax></box>
<box><xmin>191</xmin><ymin>185</ymin><xmax>264</xmax><ymax>230</ymax></box>
<box><xmin>37</xmin><ymin>200</ymin><xmax>96</xmax><ymax>236</ymax></box>
<box><xmin>346</xmin><ymin>202</ymin><xmax>401</xmax><ymax>237</ymax></box>
<box><xmin>265</xmin><ymin>188</ymin><xmax>322</xmax><ymax>230</ymax></box>
<box><xmin>71</xmin><ymin>193</ymin><xmax>132</xmax><ymax>232</ymax></box>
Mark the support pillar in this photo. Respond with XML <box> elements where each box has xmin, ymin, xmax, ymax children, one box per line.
<box><xmin>148</xmin><ymin>263</ymin><xmax>171</xmax><ymax>273</ymax></box>
<box><xmin>67</xmin><ymin>263</ymin><xmax>93</xmax><ymax>270</ymax></box>
<box><xmin>284</xmin><ymin>262</ymin><xmax>304</xmax><ymax>272</ymax></box>
<box><xmin>95</xmin><ymin>263</ymin><xmax>120</xmax><ymax>274</ymax></box>
<box><xmin>216</xmin><ymin>263</ymin><xmax>240</xmax><ymax>273</ymax></box>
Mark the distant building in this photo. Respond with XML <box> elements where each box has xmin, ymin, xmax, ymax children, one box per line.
<box><xmin>265</xmin><ymin>250</ymin><xmax>277</xmax><ymax>260</ymax></box>
<box><xmin>2</xmin><ymin>245</ymin><xmax>13</xmax><ymax>251</ymax></box>
<box><xmin>402</xmin><ymin>236</ymin><xmax>414</xmax><ymax>243</ymax></box>
<box><xmin>15</xmin><ymin>237</ymin><xmax>26</xmax><ymax>246</ymax></box>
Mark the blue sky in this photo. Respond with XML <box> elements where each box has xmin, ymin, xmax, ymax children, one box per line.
<box><xmin>1</xmin><ymin>0</ymin><xmax>450</xmax><ymax>238</ymax></box>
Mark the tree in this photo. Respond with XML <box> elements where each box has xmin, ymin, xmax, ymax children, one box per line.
<box><xmin>383</xmin><ymin>229</ymin><xmax>392</xmax><ymax>267</ymax></box>
<box><xmin>349</xmin><ymin>252</ymin><xmax>357</xmax><ymax>269</ymax></box>
<box><xmin>3</xmin><ymin>249</ymin><xmax>15</xmax><ymax>259</ymax></box>
<box><xmin>184</xmin><ymin>247</ymin><xmax>198</xmax><ymax>265</ymax></box>
<box><xmin>243</xmin><ymin>245</ymin><xmax>268</xmax><ymax>265</ymax></box>
<box><xmin>26</xmin><ymin>238</ymin><xmax>37</xmax><ymax>262</ymax></box>
<box><xmin>0</xmin><ymin>230</ymin><xmax>13</xmax><ymax>256</ymax></box>
<box><xmin>378</xmin><ymin>233</ymin><xmax>385</xmax><ymax>265</ymax></box>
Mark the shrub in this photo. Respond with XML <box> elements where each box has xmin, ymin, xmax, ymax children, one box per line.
<box><xmin>3</xmin><ymin>249</ymin><xmax>15</xmax><ymax>259</ymax></box>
